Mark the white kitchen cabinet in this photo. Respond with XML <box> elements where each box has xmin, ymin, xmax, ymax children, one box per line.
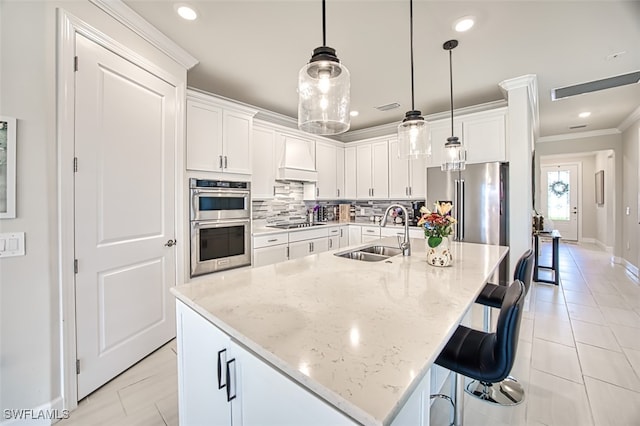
<box><xmin>177</xmin><ymin>301</ymin><xmax>355</xmax><ymax>426</ymax></box>
<box><xmin>426</xmin><ymin>107</ymin><xmax>506</xmax><ymax>168</ymax></box>
<box><xmin>328</xmin><ymin>235</ymin><xmax>339</xmax><ymax>251</ymax></box>
<box><xmin>463</xmin><ymin>108</ymin><xmax>507</xmax><ymax>164</ymax></box>
<box><xmin>251</xmin><ymin>124</ymin><xmax>281</xmax><ymax>199</ymax></box>
<box><xmin>356</xmin><ymin>140</ymin><xmax>389</xmax><ymax>199</ymax></box>
<box><xmin>388</xmin><ymin>138</ymin><xmax>426</xmax><ymax>199</ymax></box>
<box><xmin>336</xmin><ymin>146</ymin><xmax>345</xmax><ymax>199</ymax></box>
<box><xmin>426</xmin><ymin>119</ymin><xmax>462</xmax><ymax>168</ymax></box>
<box><xmin>361</xmin><ymin>226</ymin><xmax>381</xmax><ymax>243</ymax></box>
<box><xmin>177</xmin><ymin>300</ymin><xmax>233</xmax><ymax>425</ymax></box>
<box><xmin>186</xmin><ymin>92</ymin><xmax>256</xmax><ymax>174</ymax></box>
<box><xmin>253</xmin><ymin>232</ymin><xmax>289</xmax><ymax>268</ymax></box>
<box><xmin>348</xmin><ymin>225</ymin><xmax>361</xmax><ymax>245</ymax></box>
<box><xmin>344</xmin><ymin>146</ymin><xmax>357</xmax><ymax>199</ymax></box>
<box><xmin>289</xmin><ymin>238</ymin><xmax>329</xmax><ymax>260</ymax></box>
<box><xmin>316</xmin><ymin>141</ymin><xmax>341</xmax><ymax>199</ymax></box>
<box><xmin>327</xmin><ymin>226</ymin><xmax>342</xmax><ymax>250</ymax></box>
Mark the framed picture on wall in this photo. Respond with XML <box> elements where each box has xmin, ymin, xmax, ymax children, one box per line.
<box><xmin>595</xmin><ymin>170</ymin><xmax>604</xmax><ymax>206</ymax></box>
<box><xmin>0</xmin><ymin>116</ymin><xmax>16</xmax><ymax>219</ymax></box>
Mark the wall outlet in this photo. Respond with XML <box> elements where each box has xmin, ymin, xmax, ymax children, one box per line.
<box><xmin>627</xmin><ymin>241</ymin><xmax>631</xmax><ymax>251</ymax></box>
<box><xmin>626</xmin><ymin>206</ymin><xmax>631</xmax><ymax>215</ymax></box>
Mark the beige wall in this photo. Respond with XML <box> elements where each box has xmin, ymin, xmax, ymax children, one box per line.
<box><xmin>0</xmin><ymin>0</ymin><xmax>186</xmax><ymax>415</ymax></box>
<box><xmin>535</xmin><ymin>132</ymin><xmax>624</xmax><ymax>257</ymax></box>
<box><xmin>621</xmin><ymin>117</ymin><xmax>639</xmax><ymax>269</ymax></box>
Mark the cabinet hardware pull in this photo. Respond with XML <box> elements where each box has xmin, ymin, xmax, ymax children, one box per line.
<box><xmin>329</xmin><ymin>239</ymin><xmax>332</xmax><ymax>249</ymax></box>
<box><xmin>219</xmin><ymin>155</ymin><xmax>223</xmax><ymax>169</ymax></box>
<box><xmin>267</xmin><ymin>239</ymin><xmax>277</xmax><ymax>242</ymax></box>
<box><xmin>286</xmin><ymin>246</ymin><xmax>289</xmax><ymax>258</ymax></box>
<box><xmin>225</xmin><ymin>358</ymin><xmax>237</xmax><ymax>402</ymax></box>
<box><xmin>164</xmin><ymin>239</ymin><xmax>177</xmax><ymax>247</ymax></box>
<box><xmin>273</xmin><ymin>186</ymin><xmax>276</xmax><ymax>196</ymax></box>
<box><xmin>224</xmin><ymin>156</ymin><xmax>228</xmax><ymax>169</ymax></box>
<box><xmin>316</xmin><ymin>187</ymin><xmax>319</xmax><ymax>197</ymax></box>
<box><xmin>217</xmin><ymin>349</ymin><xmax>227</xmax><ymax>389</ymax></box>
<box><xmin>337</xmin><ymin>189</ymin><xmax>340</xmax><ymax>197</ymax></box>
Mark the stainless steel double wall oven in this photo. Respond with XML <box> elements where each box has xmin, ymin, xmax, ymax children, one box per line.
<box><xmin>189</xmin><ymin>179</ymin><xmax>251</xmax><ymax>277</ymax></box>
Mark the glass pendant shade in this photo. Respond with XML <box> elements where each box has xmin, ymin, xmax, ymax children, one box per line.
<box><xmin>298</xmin><ymin>47</ymin><xmax>350</xmax><ymax>135</ymax></box>
<box><xmin>397</xmin><ymin>111</ymin><xmax>431</xmax><ymax>159</ymax></box>
<box><xmin>441</xmin><ymin>136</ymin><xmax>467</xmax><ymax>171</ymax></box>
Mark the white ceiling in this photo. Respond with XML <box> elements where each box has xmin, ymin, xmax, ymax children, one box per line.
<box><xmin>124</xmin><ymin>0</ymin><xmax>640</xmax><ymax>138</ymax></box>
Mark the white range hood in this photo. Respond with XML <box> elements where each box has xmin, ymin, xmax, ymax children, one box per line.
<box><xmin>276</xmin><ymin>136</ymin><xmax>318</xmax><ymax>182</ymax></box>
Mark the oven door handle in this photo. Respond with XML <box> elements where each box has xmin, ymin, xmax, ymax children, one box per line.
<box><xmin>192</xmin><ymin>218</ymin><xmax>251</xmax><ymax>228</ymax></box>
<box><xmin>192</xmin><ymin>189</ymin><xmax>250</xmax><ymax>197</ymax></box>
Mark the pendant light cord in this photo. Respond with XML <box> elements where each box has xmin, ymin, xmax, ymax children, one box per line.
<box><xmin>322</xmin><ymin>0</ymin><xmax>327</xmax><ymax>46</ymax></box>
<box><xmin>410</xmin><ymin>0</ymin><xmax>415</xmax><ymax>110</ymax></box>
<box><xmin>449</xmin><ymin>48</ymin><xmax>454</xmax><ymax>137</ymax></box>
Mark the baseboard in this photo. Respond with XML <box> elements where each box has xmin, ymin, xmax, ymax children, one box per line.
<box><xmin>581</xmin><ymin>237</ymin><xmax>595</xmax><ymax>244</ymax></box>
<box><xmin>1</xmin><ymin>397</ymin><xmax>68</xmax><ymax>425</ymax></box>
<box><xmin>613</xmin><ymin>256</ymin><xmax>640</xmax><ymax>278</ymax></box>
<box><xmin>590</xmin><ymin>239</ymin><xmax>614</xmax><ymax>254</ymax></box>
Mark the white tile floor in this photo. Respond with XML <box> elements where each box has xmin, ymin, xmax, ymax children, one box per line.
<box><xmin>60</xmin><ymin>242</ymin><xmax>640</xmax><ymax>425</ymax></box>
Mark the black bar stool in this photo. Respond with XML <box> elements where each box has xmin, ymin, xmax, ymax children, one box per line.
<box><xmin>435</xmin><ymin>280</ymin><xmax>526</xmax><ymax>425</ymax></box>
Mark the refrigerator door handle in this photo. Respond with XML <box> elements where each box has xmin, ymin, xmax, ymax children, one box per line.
<box><xmin>454</xmin><ymin>179</ymin><xmax>460</xmax><ymax>241</ymax></box>
<box><xmin>459</xmin><ymin>179</ymin><xmax>465</xmax><ymax>241</ymax></box>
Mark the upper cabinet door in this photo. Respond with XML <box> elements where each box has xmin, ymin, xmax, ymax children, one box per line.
<box><xmin>336</xmin><ymin>146</ymin><xmax>345</xmax><ymax>199</ymax></box>
<box><xmin>371</xmin><ymin>141</ymin><xmax>389</xmax><ymax>199</ymax></box>
<box><xmin>388</xmin><ymin>139</ymin><xmax>410</xmax><ymax>199</ymax></box>
<box><xmin>355</xmin><ymin>144</ymin><xmax>372</xmax><ymax>199</ymax></box>
<box><xmin>315</xmin><ymin>141</ymin><xmax>338</xmax><ymax>199</ymax></box>
<box><xmin>426</xmin><ymin>119</ymin><xmax>462</xmax><ymax>169</ymax></box>
<box><xmin>186</xmin><ymin>100</ymin><xmax>223</xmax><ymax>172</ymax></box>
<box><xmin>463</xmin><ymin>109</ymin><xmax>506</xmax><ymax>164</ymax></box>
<box><xmin>222</xmin><ymin>110</ymin><xmax>252</xmax><ymax>174</ymax></box>
<box><xmin>344</xmin><ymin>146</ymin><xmax>357</xmax><ymax>199</ymax></box>
<box><xmin>251</xmin><ymin>125</ymin><xmax>277</xmax><ymax>199</ymax></box>
<box><xmin>409</xmin><ymin>155</ymin><xmax>426</xmax><ymax>199</ymax></box>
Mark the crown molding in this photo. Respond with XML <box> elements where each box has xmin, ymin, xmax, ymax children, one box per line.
<box><xmin>618</xmin><ymin>105</ymin><xmax>640</xmax><ymax>132</ymax></box>
<box><xmin>89</xmin><ymin>0</ymin><xmax>198</xmax><ymax>69</ymax></box>
<box><xmin>499</xmin><ymin>74</ymin><xmax>539</xmax><ymax>137</ymax></box>
<box><xmin>337</xmin><ymin>100</ymin><xmax>508</xmax><ymax>143</ymax></box>
<box><xmin>537</xmin><ymin>128</ymin><xmax>621</xmax><ymax>143</ymax></box>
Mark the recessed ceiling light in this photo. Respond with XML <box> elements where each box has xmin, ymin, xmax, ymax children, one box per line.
<box><xmin>175</xmin><ymin>4</ymin><xmax>197</xmax><ymax>21</ymax></box>
<box><xmin>350</xmin><ymin>111</ymin><xmax>359</xmax><ymax>117</ymax></box>
<box><xmin>453</xmin><ymin>16</ymin><xmax>475</xmax><ymax>32</ymax></box>
<box><xmin>579</xmin><ymin>111</ymin><xmax>591</xmax><ymax>118</ymax></box>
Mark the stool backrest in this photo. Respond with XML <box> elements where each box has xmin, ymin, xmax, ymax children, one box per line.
<box><xmin>494</xmin><ymin>280</ymin><xmax>526</xmax><ymax>380</ymax></box>
<box><xmin>513</xmin><ymin>249</ymin><xmax>535</xmax><ymax>294</ymax></box>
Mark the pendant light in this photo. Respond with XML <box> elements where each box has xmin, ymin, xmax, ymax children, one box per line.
<box><xmin>441</xmin><ymin>39</ymin><xmax>467</xmax><ymax>171</ymax></box>
<box><xmin>298</xmin><ymin>0</ymin><xmax>350</xmax><ymax>135</ymax></box>
<box><xmin>397</xmin><ymin>0</ymin><xmax>430</xmax><ymax>159</ymax></box>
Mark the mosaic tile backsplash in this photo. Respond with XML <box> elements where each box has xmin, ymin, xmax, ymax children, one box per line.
<box><xmin>252</xmin><ymin>181</ymin><xmax>423</xmax><ymax>225</ymax></box>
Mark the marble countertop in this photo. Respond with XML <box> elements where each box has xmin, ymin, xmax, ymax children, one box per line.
<box><xmin>171</xmin><ymin>237</ymin><xmax>508</xmax><ymax>425</ymax></box>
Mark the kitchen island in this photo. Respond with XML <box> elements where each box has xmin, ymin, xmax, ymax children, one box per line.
<box><xmin>171</xmin><ymin>237</ymin><xmax>508</xmax><ymax>425</ymax></box>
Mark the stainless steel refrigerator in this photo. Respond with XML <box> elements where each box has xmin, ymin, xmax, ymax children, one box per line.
<box><xmin>427</xmin><ymin>162</ymin><xmax>509</xmax><ymax>284</ymax></box>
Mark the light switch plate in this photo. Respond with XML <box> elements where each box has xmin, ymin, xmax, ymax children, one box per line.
<box><xmin>0</xmin><ymin>232</ymin><xmax>25</xmax><ymax>258</ymax></box>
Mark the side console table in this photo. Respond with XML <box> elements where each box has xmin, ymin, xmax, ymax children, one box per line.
<box><xmin>533</xmin><ymin>230</ymin><xmax>562</xmax><ymax>285</ymax></box>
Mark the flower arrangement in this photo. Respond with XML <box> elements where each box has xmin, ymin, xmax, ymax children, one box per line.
<box><xmin>417</xmin><ymin>202</ymin><xmax>457</xmax><ymax>248</ymax></box>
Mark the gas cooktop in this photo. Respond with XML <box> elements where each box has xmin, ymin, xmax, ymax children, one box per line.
<box><xmin>267</xmin><ymin>223</ymin><xmax>327</xmax><ymax>230</ymax></box>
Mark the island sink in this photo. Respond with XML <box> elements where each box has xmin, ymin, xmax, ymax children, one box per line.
<box><xmin>334</xmin><ymin>244</ymin><xmax>403</xmax><ymax>262</ymax></box>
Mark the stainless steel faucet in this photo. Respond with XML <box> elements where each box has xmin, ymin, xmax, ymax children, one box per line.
<box><xmin>380</xmin><ymin>204</ymin><xmax>411</xmax><ymax>256</ymax></box>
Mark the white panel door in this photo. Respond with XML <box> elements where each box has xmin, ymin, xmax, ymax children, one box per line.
<box><xmin>74</xmin><ymin>34</ymin><xmax>176</xmax><ymax>398</ymax></box>
<box><xmin>541</xmin><ymin>163</ymin><xmax>579</xmax><ymax>241</ymax></box>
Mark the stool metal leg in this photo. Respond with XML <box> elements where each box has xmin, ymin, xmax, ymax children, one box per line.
<box><xmin>454</xmin><ymin>373</ymin><xmax>465</xmax><ymax>426</ymax></box>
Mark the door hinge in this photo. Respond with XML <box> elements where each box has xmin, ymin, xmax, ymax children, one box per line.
<box><xmin>74</xmin><ymin>259</ymin><xmax>78</xmax><ymax>274</ymax></box>
<box><xmin>74</xmin><ymin>56</ymin><xmax>78</xmax><ymax>72</ymax></box>
<box><xmin>76</xmin><ymin>359</ymin><xmax>80</xmax><ymax>374</ymax></box>
<box><xmin>73</xmin><ymin>157</ymin><xmax>78</xmax><ymax>173</ymax></box>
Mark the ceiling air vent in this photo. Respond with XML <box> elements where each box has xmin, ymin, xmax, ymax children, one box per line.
<box><xmin>551</xmin><ymin>71</ymin><xmax>640</xmax><ymax>100</ymax></box>
<box><xmin>375</xmin><ymin>102</ymin><xmax>401</xmax><ymax>111</ymax></box>
<box><xmin>569</xmin><ymin>124</ymin><xmax>587</xmax><ymax>130</ymax></box>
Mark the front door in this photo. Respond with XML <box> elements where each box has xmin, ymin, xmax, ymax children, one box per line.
<box><xmin>541</xmin><ymin>163</ymin><xmax>579</xmax><ymax>241</ymax></box>
<box><xmin>74</xmin><ymin>34</ymin><xmax>177</xmax><ymax>398</ymax></box>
